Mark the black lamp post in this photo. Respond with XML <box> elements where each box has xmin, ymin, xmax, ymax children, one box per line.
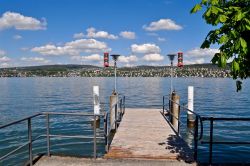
<box><xmin>110</xmin><ymin>54</ymin><xmax>120</xmax><ymax>94</ymax></box>
<box><xmin>167</xmin><ymin>54</ymin><xmax>176</xmax><ymax>93</ymax></box>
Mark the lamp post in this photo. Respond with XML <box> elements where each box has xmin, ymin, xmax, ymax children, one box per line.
<box><xmin>167</xmin><ymin>54</ymin><xmax>176</xmax><ymax>94</ymax></box>
<box><xmin>111</xmin><ymin>54</ymin><xmax>120</xmax><ymax>94</ymax></box>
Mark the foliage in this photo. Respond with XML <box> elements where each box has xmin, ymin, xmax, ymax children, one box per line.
<box><xmin>191</xmin><ymin>0</ymin><xmax>250</xmax><ymax>91</ymax></box>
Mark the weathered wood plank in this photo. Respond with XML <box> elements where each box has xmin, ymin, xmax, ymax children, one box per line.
<box><xmin>105</xmin><ymin>108</ymin><xmax>194</xmax><ymax>162</ymax></box>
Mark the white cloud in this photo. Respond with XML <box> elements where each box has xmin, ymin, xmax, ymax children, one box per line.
<box><xmin>143</xmin><ymin>18</ymin><xmax>182</xmax><ymax>31</ymax></box>
<box><xmin>71</xmin><ymin>54</ymin><xmax>102</xmax><ymax>61</ymax></box>
<box><xmin>186</xmin><ymin>48</ymin><xmax>219</xmax><ymax>58</ymax></box>
<box><xmin>0</xmin><ymin>11</ymin><xmax>46</xmax><ymax>30</ymax></box>
<box><xmin>0</xmin><ymin>63</ymin><xmax>10</xmax><ymax>68</ymax></box>
<box><xmin>31</xmin><ymin>39</ymin><xmax>110</xmax><ymax>56</ymax></box>
<box><xmin>131</xmin><ymin>43</ymin><xmax>160</xmax><ymax>54</ymax></box>
<box><xmin>21</xmin><ymin>57</ymin><xmax>50</xmax><ymax>63</ymax></box>
<box><xmin>13</xmin><ymin>35</ymin><xmax>22</xmax><ymax>40</ymax></box>
<box><xmin>0</xmin><ymin>49</ymin><xmax>6</xmax><ymax>56</ymax></box>
<box><xmin>185</xmin><ymin>59</ymin><xmax>205</xmax><ymax>65</ymax></box>
<box><xmin>85</xmin><ymin>27</ymin><xmax>118</xmax><ymax>39</ymax></box>
<box><xmin>119</xmin><ymin>55</ymin><xmax>138</xmax><ymax>63</ymax></box>
<box><xmin>0</xmin><ymin>56</ymin><xmax>11</xmax><ymax>62</ymax></box>
<box><xmin>142</xmin><ymin>53</ymin><xmax>164</xmax><ymax>62</ymax></box>
<box><xmin>73</xmin><ymin>32</ymin><xmax>84</xmax><ymax>39</ymax></box>
<box><xmin>157</xmin><ymin>37</ymin><xmax>166</xmax><ymax>42</ymax></box>
<box><xmin>119</xmin><ymin>31</ymin><xmax>136</xmax><ymax>39</ymax></box>
<box><xmin>184</xmin><ymin>48</ymin><xmax>220</xmax><ymax>64</ymax></box>
<box><xmin>32</xmin><ymin>44</ymin><xmax>77</xmax><ymax>56</ymax></box>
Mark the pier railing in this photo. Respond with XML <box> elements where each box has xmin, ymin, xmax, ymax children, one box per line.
<box><xmin>0</xmin><ymin>94</ymin><xmax>126</xmax><ymax>165</ymax></box>
<box><xmin>0</xmin><ymin>112</ymin><xmax>104</xmax><ymax>166</ymax></box>
<box><xmin>163</xmin><ymin>95</ymin><xmax>250</xmax><ymax>165</ymax></box>
<box><xmin>200</xmin><ymin>117</ymin><xmax>250</xmax><ymax>165</ymax></box>
<box><xmin>162</xmin><ymin>95</ymin><xmax>203</xmax><ymax>162</ymax></box>
<box><xmin>104</xmin><ymin>94</ymin><xmax>125</xmax><ymax>151</ymax></box>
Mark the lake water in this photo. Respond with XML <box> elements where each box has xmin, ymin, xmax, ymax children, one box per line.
<box><xmin>0</xmin><ymin>77</ymin><xmax>250</xmax><ymax>165</ymax></box>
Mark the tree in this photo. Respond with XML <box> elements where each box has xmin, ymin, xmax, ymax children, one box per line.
<box><xmin>191</xmin><ymin>0</ymin><xmax>250</xmax><ymax>91</ymax></box>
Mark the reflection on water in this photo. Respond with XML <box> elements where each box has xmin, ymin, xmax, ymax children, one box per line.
<box><xmin>0</xmin><ymin>77</ymin><xmax>250</xmax><ymax>164</ymax></box>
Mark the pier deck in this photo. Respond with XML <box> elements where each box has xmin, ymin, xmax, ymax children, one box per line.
<box><xmin>105</xmin><ymin>108</ymin><xmax>194</xmax><ymax>162</ymax></box>
<box><xmin>35</xmin><ymin>108</ymin><xmax>195</xmax><ymax>165</ymax></box>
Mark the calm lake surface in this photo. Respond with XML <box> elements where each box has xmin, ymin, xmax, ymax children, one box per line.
<box><xmin>0</xmin><ymin>77</ymin><xmax>250</xmax><ymax>165</ymax></box>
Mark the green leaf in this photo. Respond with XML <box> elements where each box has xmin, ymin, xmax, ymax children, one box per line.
<box><xmin>246</xmin><ymin>24</ymin><xmax>250</xmax><ymax>30</ymax></box>
<box><xmin>231</xmin><ymin>60</ymin><xmax>240</xmax><ymax>72</ymax></box>
<box><xmin>219</xmin><ymin>15</ymin><xmax>227</xmax><ymax>23</ymax></box>
<box><xmin>205</xmin><ymin>8</ymin><xmax>212</xmax><ymax>17</ymax></box>
<box><xmin>201</xmin><ymin>40</ymin><xmax>210</xmax><ymax>48</ymax></box>
<box><xmin>218</xmin><ymin>53</ymin><xmax>227</xmax><ymax>68</ymax></box>
<box><xmin>201</xmin><ymin>0</ymin><xmax>208</xmax><ymax>4</ymax></box>
<box><xmin>211</xmin><ymin>0</ymin><xmax>219</xmax><ymax>5</ymax></box>
<box><xmin>211</xmin><ymin>53</ymin><xmax>219</xmax><ymax>64</ymax></box>
<box><xmin>240</xmin><ymin>38</ymin><xmax>247</xmax><ymax>49</ymax></box>
<box><xmin>234</xmin><ymin>11</ymin><xmax>244</xmax><ymax>21</ymax></box>
<box><xmin>235</xmin><ymin>39</ymin><xmax>241</xmax><ymax>50</ymax></box>
<box><xmin>230</xmin><ymin>30</ymin><xmax>237</xmax><ymax>38</ymax></box>
<box><xmin>191</xmin><ymin>4</ymin><xmax>202</xmax><ymax>13</ymax></box>
<box><xmin>219</xmin><ymin>35</ymin><xmax>228</xmax><ymax>44</ymax></box>
<box><xmin>236</xmin><ymin>80</ymin><xmax>242</xmax><ymax>92</ymax></box>
<box><xmin>211</xmin><ymin>6</ymin><xmax>219</xmax><ymax>14</ymax></box>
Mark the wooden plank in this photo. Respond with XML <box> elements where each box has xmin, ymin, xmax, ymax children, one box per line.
<box><xmin>105</xmin><ymin>108</ymin><xmax>194</xmax><ymax>162</ymax></box>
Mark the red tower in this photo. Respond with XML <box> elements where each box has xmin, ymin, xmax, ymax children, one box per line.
<box><xmin>104</xmin><ymin>52</ymin><xmax>109</xmax><ymax>67</ymax></box>
<box><xmin>177</xmin><ymin>52</ymin><xmax>183</xmax><ymax>67</ymax></box>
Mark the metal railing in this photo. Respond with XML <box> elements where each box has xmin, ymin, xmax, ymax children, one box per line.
<box><xmin>162</xmin><ymin>95</ymin><xmax>203</xmax><ymax>161</ymax></box>
<box><xmin>163</xmin><ymin>95</ymin><xmax>250</xmax><ymax>165</ymax></box>
<box><xmin>104</xmin><ymin>95</ymin><xmax>125</xmax><ymax>151</ymax></box>
<box><xmin>0</xmin><ymin>112</ymin><xmax>105</xmax><ymax>165</ymax></box>
<box><xmin>200</xmin><ymin>117</ymin><xmax>250</xmax><ymax>165</ymax></box>
<box><xmin>0</xmin><ymin>94</ymin><xmax>126</xmax><ymax>165</ymax></box>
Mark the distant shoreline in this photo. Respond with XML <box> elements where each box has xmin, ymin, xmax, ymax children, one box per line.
<box><xmin>0</xmin><ymin>63</ymin><xmax>231</xmax><ymax>78</ymax></box>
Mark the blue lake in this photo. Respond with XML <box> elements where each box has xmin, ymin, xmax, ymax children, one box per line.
<box><xmin>0</xmin><ymin>77</ymin><xmax>250</xmax><ymax>165</ymax></box>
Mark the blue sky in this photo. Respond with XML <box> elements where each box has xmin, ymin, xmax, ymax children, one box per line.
<box><xmin>0</xmin><ymin>0</ymin><xmax>219</xmax><ymax>67</ymax></box>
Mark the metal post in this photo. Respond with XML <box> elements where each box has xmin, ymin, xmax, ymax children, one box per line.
<box><xmin>194</xmin><ymin>116</ymin><xmax>199</xmax><ymax>161</ymax></box>
<box><xmin>123</xmin><ymin>96</ymin><xmax>125</xmax><ymax>115</ymax></box>
<box><xmin>114</xmin><ymin>61</ymin><xmax>117</xmax><ymax>93</ymax></box>
<box><xmin>163</xmin><ymin>96</ymin><xmax>165</xmax><ymax>114</ymax></box>
<box><xmin>104</xmin><ymin>113</ymin><xmax>108</xmax><ymax>151</ymax></box>
<box><xmin>115</xmin><ymin>103</ymin><xmax>118</xmax><ymax>130</ymax></box>
<box><xmin>28</xmin><ymin>118</ymin><xmax>33</xmax><ymax>166</ymax></box>
<box><xmin>167</xmin><ymin>54</ymin><xmax>176</xmax><ymax>94</ymax></box>
<box><xmin>119</xmin><ymin>98</ymin><xmax>122</xmax><ymax>121</ymax></box>
<box><xmin>46</xmin><ymin>114</ymin><xmax>50</xmax><ymax>156</ymax></box>
<box><xmin>177</xmin><ymin>105</ymin><xmax>180</xmax><ymax>135</ymax></box>
<box><xmin>111</xmin><ymin>54</ymin><xmax>120</xmax><ymax>93</ymax></box>
<box><xmin>170</xmin><ymin>61</ymin><xmax>173</xmax><ymax>93</ymax></box>
<box><xmin>93</xmin><ymin>115</ymin><xmax>97</xmax><ymax>159</ymax></box>
<box><xmin>209</xmin><ymin>118</ymin><xmax>214</xmax><ymax>165</ymax></box>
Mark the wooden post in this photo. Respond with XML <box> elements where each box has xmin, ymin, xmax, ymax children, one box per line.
<box><xmin>110</xmin><ymin>93</ymin><xmax>118</xmax><ymax>131</ymax></box>
<box><xmin>187</xmin><ymin>86</ymin><xmax>195</xmax><ymax>128</ymax></box>
<box><xmin>171</xmin><ymin>91</ymin><xmax>180</xmax><ymax>132</ymax></box>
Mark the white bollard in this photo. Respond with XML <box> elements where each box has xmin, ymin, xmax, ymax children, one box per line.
<box><xmin>93</xmin><ymin>86</ymin><xmax>100</xmax><ymax>128</ymax></box>
<box><xmin>187</xmin><ymin>86</ymin><xmax>195</xmax><ymax>127</ymax></box>
<box><xmin>93</xmin><ymin>86</ymin><xmax>100</xmax><ymax>115</ymax></box>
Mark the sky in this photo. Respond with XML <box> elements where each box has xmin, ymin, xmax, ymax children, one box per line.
<box><xmin>0</xmin><ymin>0</ymin><xmax>220</xmax><ymax>68</ymax></box>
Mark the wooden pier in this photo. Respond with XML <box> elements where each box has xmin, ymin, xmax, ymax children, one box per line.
<box><xmin>35</xmin><ymin>107</ymin><xmax>195</xmax><ymax>165</ymax></box>
<box><xmin>105</xmin><ymin>108</ymin><xmax>194</xmax><ymax>162</ymax></box>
